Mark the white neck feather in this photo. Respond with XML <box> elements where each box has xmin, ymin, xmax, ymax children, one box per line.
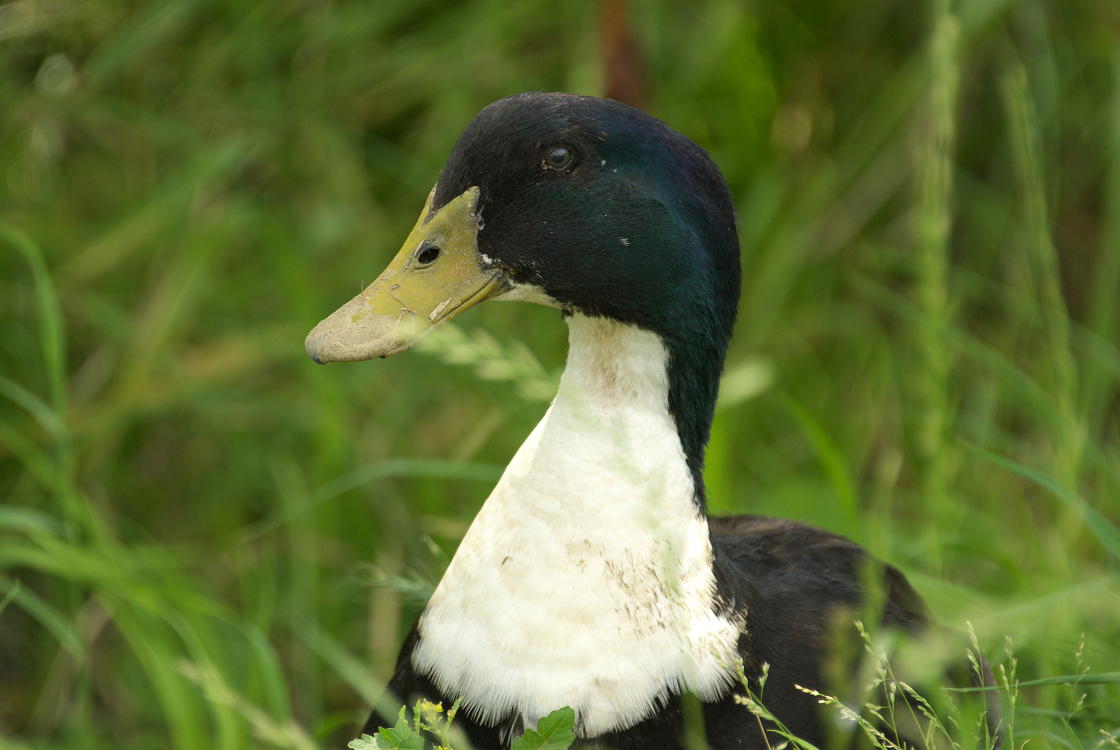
<box><xmin>411</xmin><ymin>315</ymin><xmax>741</xmax><ymax>737</ymax></box>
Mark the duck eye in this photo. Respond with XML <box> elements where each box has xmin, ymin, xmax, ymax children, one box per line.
<box><xmin>416</xmin><ymin>245</ymin><xmax>441</xmax><ymax>265</ymax></box>
<box><xmin>543</xmin><ymin>146</ymin><xmax>574</xmax><ymax>172</ymax></box>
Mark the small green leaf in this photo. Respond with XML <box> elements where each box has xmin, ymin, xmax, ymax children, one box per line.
<box><xmin>352</xmin><ymin>707</ymin><xmax>427</xmax><ymax>750</ymax></box>
<box><xmin>510</xmin><ymin>707</ymin><xmax>577</xmax><ymax>750</ymax></box>
<box><xmin>376</xmin><ymin>723</ymin><xmax>426</xmax><ymax>750</ymax></box>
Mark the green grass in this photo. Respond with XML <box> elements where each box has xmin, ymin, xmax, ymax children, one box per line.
<box><xmin>2</xmin><ymin>1</ymin><xmax>1119</xmax><ymax>748</ymax></box>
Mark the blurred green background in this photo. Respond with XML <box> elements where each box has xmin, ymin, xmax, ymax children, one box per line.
<box><xmin>2</xmin><ymin>0</ymin><xmax>1119</xmax><ymax>747</ymax></box>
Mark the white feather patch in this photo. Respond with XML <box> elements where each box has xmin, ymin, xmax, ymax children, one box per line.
<box><xmin>494</xmin><ymin>282</ymin><xmax>562</xmax><ymax>308</ymax></box>
<box><xmin>412</xmin><ymin>316</ymin><xmax>741</xmax><ymax>737</ymax></box>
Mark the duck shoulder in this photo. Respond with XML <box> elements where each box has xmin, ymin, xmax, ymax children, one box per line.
<box><xmin>710</xmin><ymin>513</ymin><xmax>928</xmax><ymax>633</ymax></box>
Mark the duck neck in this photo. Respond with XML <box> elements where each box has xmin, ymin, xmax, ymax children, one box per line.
<box><xmin>509</xmin><ymin>312</ymin><xmax>707</xmax><ymax>535</ymax></box>
<box><xmin>412</xmin><ymin>313</ymin><xmax>739</xmax><ymax>735</ymax></box>
<box><xmin>558</xmin><ymin>313</ymin><xmax>714</xmax><ymax>509</ymax></box>
<box><xmin>660</xmin><ymin>313</ymin><xmax>729</xmax><ymax>509</ymax></box>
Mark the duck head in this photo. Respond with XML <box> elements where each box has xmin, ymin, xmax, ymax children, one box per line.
<box><xmin>305</xmin><ymin>92</ymin><xmax>741</xmax><ymax>488</ymax></box>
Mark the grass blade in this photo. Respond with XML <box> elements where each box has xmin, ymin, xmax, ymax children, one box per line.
<box><xmin>967</xmin><ymin>444</ymin><xmax>1120</xmax><ymax>560</ymax></box>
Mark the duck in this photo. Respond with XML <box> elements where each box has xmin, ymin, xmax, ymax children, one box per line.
<box><xmin>305</xmin><ymin>92</ymin><xmax>957</xmax><ymax>750</ymax></box>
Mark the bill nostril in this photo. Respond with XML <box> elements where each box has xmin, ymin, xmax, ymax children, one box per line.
<box><xmin>417</xmin><ymin>245</ymin><xmax>441</xmax><ymax>265</ymax></box>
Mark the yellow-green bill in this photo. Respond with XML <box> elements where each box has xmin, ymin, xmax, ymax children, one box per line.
<box><xmin>305</xmin><ymin>186</ymin><xmax>507</xmax><ymax>363</ymax></box>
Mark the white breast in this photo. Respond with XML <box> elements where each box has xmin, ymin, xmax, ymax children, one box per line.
<box><xmin>411</xmin><ymin>315</ymin><xmax>742</xmax><ymax>737</ymax></box>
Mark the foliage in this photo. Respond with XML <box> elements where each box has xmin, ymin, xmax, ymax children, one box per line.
<box><xmin>507</xmin><ymin>708</ymin><xmax>576</xmax><ymax>750</ymax></box>
<box><xmin>347</xmin><ymin>700</ymin><xmax>454</xmax><ymax>750</ymax></box>
<box><xmin>1</xmin><ymin>0</ymin><xmax>1119</xmax><ymax>748</ymax></box>
<box><xmin>347</xmin><ymin>704</ymin><xmax>574</xmax><ymax>750</ymax></box>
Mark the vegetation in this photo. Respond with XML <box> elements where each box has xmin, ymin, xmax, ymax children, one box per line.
<box><xmin>2</xmin><ymin>0</ymin><xmax>1118</xmax><ymax>748</ymax></box>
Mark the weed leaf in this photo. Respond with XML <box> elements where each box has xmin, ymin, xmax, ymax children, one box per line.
<box><xmin>510</xmin><ymin>707</ymin><xmax>577</xmax><ymax>750</ymax></box>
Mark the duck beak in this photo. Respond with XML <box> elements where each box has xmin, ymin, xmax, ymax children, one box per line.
<box><xmin>305</xmin><ymin>186</ymin><xmax>507</xmax><ymax>363</ymax></box>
